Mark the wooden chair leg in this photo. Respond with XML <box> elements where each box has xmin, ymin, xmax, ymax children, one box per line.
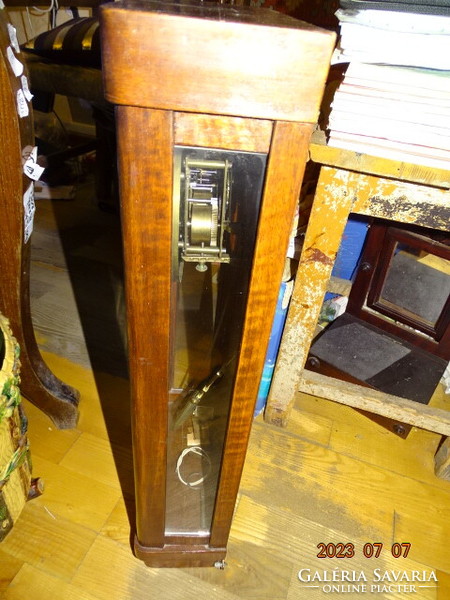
<box><xmin>1</xmin><ymin>38</ymin><xmax>79</xmax><ymax>430</ymax></box>
<box><xmin>435</xmin><ymin>437</ymin><xmax>450</xmax><ymax>480</ymax></box>
<box><xmin>0</xmin><ymin>242</ymin><xmax>79</xmax><ymax>429</ymax></box>
<box><xmin>27</xmin><ymin>477</ymin><xmax>45</xmax><ymax>500</ymax></box>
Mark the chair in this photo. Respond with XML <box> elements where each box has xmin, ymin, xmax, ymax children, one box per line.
<box><xmin>5</xmin><ymin>1</ymin><xmax>118</xmax><ymax>209</ymax></box>
<box><xmin>0</xmin><ymin>7</ymin><xmax>79</xmax><ymax>427</ymax></box>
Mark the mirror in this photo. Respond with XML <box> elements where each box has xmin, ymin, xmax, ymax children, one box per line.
<box><xmin>378</xmin><ymin>243</ymin><xmax>450</xmax><ymax>328</ymax></box>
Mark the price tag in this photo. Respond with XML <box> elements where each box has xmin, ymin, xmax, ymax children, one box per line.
<box><xmin>16</xmin><ymin>89</ymin><xmax>29</xmax><ymax>118</ymax></box>
<box><xmin>7</xmin><ymin>24</ymin><xmax>20</xmax><ymax>53</ymax></box>
<box><xmin>6</xmin><ymin>46</ymin><xmax>23</xmax><ymax>77</ymax></box>
<box><xmin>23</xmin><ymin>183</ymin><xmax>36</xmax><ymax>243</ymax></box>
<box><xmin>23</xmin><ymin>146</ymin><xmax>45</xmax><ymax>181</ymax></box>
<box><xmin>21</xmin><ymin>75</ymin><xmax>33</xmax><ymax>102</ymax></box>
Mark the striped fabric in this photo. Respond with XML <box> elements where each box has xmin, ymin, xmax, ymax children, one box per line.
<box><xmin>23</xmin><ymin>17</ymin><xmax>101</xmax><ymax>68</ymax></box>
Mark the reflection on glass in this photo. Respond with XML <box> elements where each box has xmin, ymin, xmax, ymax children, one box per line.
<box><xmin>380</xmin><ymin>243</ymin><xmax>450</xmax><ymax>327</ymax></box>
<box><xmin>165</xmin><ymin>146</ymin><xmax>267</xmax><ymax>535</ymax></box>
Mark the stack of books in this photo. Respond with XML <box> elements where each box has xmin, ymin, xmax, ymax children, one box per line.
<box><xmin>327</xmin><ymin>3</ymin><xmax>450</xmax><ymax>170</ymax></box>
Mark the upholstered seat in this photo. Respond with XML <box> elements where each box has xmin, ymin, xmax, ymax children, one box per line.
<box><xmin>21</xmin><ymin>17</ymin><xmax>117</xmax><ymax>210</ymax></box>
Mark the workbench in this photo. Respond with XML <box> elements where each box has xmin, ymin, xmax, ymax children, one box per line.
<box><xmin>265</xmin><ymin>130</ymin><xmax>450</xmax><ymax>478</ymax></box>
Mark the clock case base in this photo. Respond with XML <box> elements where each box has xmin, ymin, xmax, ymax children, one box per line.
<box><xmin>135</xmin><ymin>536</ymin><xmax>226</xmax><ymax>568</ymax></box>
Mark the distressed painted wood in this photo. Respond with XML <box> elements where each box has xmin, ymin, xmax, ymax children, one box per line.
<box><xmin>301</xmin><ymin>370</ymin><xmax>450</xmax><ymax>437</ymax></box>
<box><xmin>266</xmin><ymin>152</ymin><xmax>450</xmax><ymax>427</ymax></box>
<box><xmin>350</xmin><ymin>170</ymin><xmax>449</xmax><ymax>231</ymax></box>
<box><xmin>310</xmin><ymin>129</ymin><xmax>450</xmax><ymax>189</ymax></box>
<box><xmin>328</xmin><ymin>275</ymin><xmax>352</xmax><ymax>296</ymax></box>
<box><xmin>312</xmin><ymin>166</ymin><xmax>450</xmax><ymax>232</ymax></box>
<box><xmin>265</xmin><ymin>167</ymin><xmax>354</xmax><ymax>426</ymax></box>
<box><xmin>435</xmin><ymin>437</ymin><xmax>450</xmax><ymax>480</ymax></box>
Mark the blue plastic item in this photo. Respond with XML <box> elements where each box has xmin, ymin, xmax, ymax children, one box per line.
<box><xmin>254</xmin><ymin>281</ymin><xmax>291</xmax><ymax>417</ymax></box>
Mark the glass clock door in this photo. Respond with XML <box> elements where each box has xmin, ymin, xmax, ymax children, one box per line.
<box><xmin>165</xmin><ymin>146</ymin><xmax>267</xmax><ymax>536</ymax></box>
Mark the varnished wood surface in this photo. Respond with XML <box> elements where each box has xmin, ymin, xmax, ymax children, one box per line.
<box><xmin>347</xmin><ymin>222</ymin><xmax>450</xmax><ymax>358</ymax></box>
<box><xmin>100</xmin><ymin>1</ymin><xmax>336</xmax><ymax>122</ymax></box>
<box><xmin>116</xmin><ymin>107</ymin><xmax>173</xmax><ymax>548</ymax></box>
<box><xmin>174</xmin><ymin>113</ymin><xmax>273</xmax><ymax>153</ymax></box>
<box><xmin>210</xmin><ymin>121</ymin><xmax>314</xmax><ymax>548</ymax></box>
<box><xmin>100</xmin><ymin>0</ymin><xmax>335</xmax><ymax>564</ymax></box>
<box><xmin>134</xmin><ymin>537</ymin><xmax>226</xmax><ymax>568</ymax></box>
<box><xmin>0</xmin><ymin>184</ymin><xmax>448</xmax><ymax>597</ymax></box>
<box><xmin>114</xmin><ymin>101</ymin><xmax>315</xmax><ymax>559</ymax></box>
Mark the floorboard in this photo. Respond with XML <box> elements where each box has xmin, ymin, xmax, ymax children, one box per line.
<box><xmin>0</xmin><ymin>176</ymin><xmax>448</xmax><ymax>599</ymax></box>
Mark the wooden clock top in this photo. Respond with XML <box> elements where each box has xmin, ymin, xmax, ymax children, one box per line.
<box><xmin>100</xmin><ymin>0</ymin><xmax>336</xmax><ymax>122</ymax></box>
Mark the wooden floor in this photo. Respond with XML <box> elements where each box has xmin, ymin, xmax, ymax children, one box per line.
<box><xmin>1</xmin><ymin>173</ymin><xmax>450</xmax><ymax>599</ymax></box>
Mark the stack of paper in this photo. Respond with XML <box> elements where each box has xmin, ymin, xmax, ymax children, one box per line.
<box><xmin>327</xmin><ymin>7</ymin><xmax>450</xmax><ymax>169</ymax></box>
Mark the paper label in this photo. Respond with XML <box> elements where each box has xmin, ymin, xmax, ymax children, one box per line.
<box><xmin>6</xmin><ymin>46</ymin><xmax>23</xmax><ymax>77</ymax></box>
<box><xmin>7</xmin><ymin>24</ymin><xmax>20</xmax><ymax>53</ymax></box>
<box><xmin>23</xmin><ymin>183</ymin><xmax>36</xmax><ymax>243</ymax></box>
<box><xmin>22</xmin><ymin>145</ymin><xmax>35</xmax><ymax>163</ymax></box>
<box><xmin>23</xmin><ymin>146</ymin><xmax>45</xmax><ymax>181</ymax></box>
<box><xmin>21</xmin><ymin>75</ymin><xmax>33</xmax><ymax>102</ymax></box>
<box><xmin>16</xmin><ymin>89</ymin><xmax>29</xmax><ymax>118</ymax></box>
<box><xmin>0</xmin><ymin>0</ymin><xmax>5</xmax><ymax>9</ymax></box>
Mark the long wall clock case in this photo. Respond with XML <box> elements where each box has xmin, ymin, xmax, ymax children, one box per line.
<box><xmin>100</xmin><ymin>0</ymin><xmax>335</xmax><ymax>567</ymax></box>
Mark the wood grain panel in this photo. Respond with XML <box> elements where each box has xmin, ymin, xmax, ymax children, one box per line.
<box><xmin>3</xmin><ymin>564</ymin><xmax>102</xmax><ymax>600</ymax></box>
<box><xmin>174</xmin><ymin>113</ymin><xmax>273</xmax><ymax>153</ymax></box>
<box><xmin>134</xmin><ymin>537</ymin><xmax>226</xmax><ymax>568</ymax></box>
<box><xmin>210</xmin><ymin>121</ymin><xmax>314</xmax><ymax>548</ymax></box>
<box><xmin>100</xmin><ymin>2</ymin><xmax>335</xmax><ymax>122</ymax></box>
<box><xmin>116</xmin><ymin>106</ymin><xmax>173</xmax><ymax>547</ymax></box>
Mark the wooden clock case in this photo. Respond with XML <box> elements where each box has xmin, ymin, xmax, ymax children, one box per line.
<box><xmin>100</xmin><ymin>0</ymin><xmax>335</xmax><ymax>567</ymax></box>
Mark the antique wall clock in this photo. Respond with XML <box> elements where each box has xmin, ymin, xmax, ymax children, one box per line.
<box><xmin>100</xmin><ymin>0</ymin><xmax>335</xmax><ymax>567</ymax></box>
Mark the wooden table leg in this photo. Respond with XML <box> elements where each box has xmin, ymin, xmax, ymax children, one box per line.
<box><xmin>265</xmin><ymin>166</ymin><xmax>354</xmax><ymax>426</ymax></box>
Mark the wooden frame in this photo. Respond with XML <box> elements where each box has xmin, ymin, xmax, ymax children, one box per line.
<box><xmin>100</xmin><ymin>0</ymin><xmax>335</xmax><ymax>567</ymax></box>
<box><xmin>358</xmin><ymin>224</ymin><xmax>450</xmax><ymax>354</ymax></box>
